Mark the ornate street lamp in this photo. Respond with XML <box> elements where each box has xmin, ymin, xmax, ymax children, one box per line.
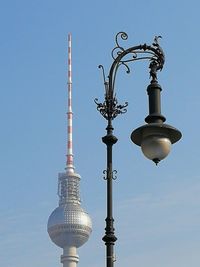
<box><xmin>95</xmin><ymin>32</ymin><xmax>182</xmax><ymax>267</ymax></box>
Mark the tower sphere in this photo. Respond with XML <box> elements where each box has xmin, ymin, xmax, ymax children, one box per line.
<box><xmin>48</xmin><ymin>203</ymin><xmax>92</xmax><ymax>248</ymax></box>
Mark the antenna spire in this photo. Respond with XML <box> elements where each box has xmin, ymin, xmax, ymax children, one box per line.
<box><xmin>66</xmin><ymin>33</ymin><xmax>74</xmax><ymax>172</ymax></box>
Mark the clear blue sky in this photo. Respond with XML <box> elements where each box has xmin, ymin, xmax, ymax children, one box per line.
<box><xmin>1</xmin><ymin>0</ymin><xmax>200</xmax><ymax>266</ymax></box>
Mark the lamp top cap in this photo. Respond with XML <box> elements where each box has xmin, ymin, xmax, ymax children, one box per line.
<box><xmin>131</xmin><ymin>123</ymin><xmax>182</xmax><ymax>146</ymax></box>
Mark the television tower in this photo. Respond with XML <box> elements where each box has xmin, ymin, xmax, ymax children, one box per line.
<box><xmin>47</xmin><ymin>34</ymin><xmax>92</xmax><ymax>267</ymax></box>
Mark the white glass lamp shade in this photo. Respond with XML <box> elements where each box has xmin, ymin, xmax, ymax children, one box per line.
<box><xmin>141</xmin><ymin>135</ymin><xmax>171</xmax><ymax>163</ymax></box>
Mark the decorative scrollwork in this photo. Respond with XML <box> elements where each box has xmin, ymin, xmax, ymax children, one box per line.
<box><xmin>111</xmin><ymin>32</ymin><xmax>137</xmax><ymax>77</ymax></box>
<box><xmin>152</xmin><ymin>35</ymin><xmax>165</xmax><ymax>70</ymax></box>
<box><xmin>103</xmin><ymin>170</ymin><xmax>107</xmax><ymax>180</ymax></box>
<box><xmin>98</xmin><ymin>65</ymin><xmax>106</xmax><ymax>84</ymax></box>
<box><xmin>115</xmin><ymin>31</ymin><xmax>128</xmax><ymax>47</ymax></box>
<box><xmin>148</xmin><ymin>35</ymin><xmax>165</xmax><ymax>81</ymax></box>
<box><xmin>102</xmin><ymin>170</ymin><xmax>118</xmax><ymax>180</ymax></box>
<box><xmin>112</xmin><ymin>170</ymin><xmax>117</xmax><ymax>180</ymax></box>
<box><xmin>110</xmin><ymin>31</ymin><xmax>165</xmax><ymax>81</ymax></box>
<box><xmin>94</xmin><ymin>97</ymin><xmax>128</xmax><ymax>121</ymax></box>
<box><xmin>112</xmin><ymin>32</ymin><xmax>138</xmax><ymax>61</ymax></box>
<box><xmin>112</xmin><ymin>32</ymin><xmax>131</xmax><ymax>60</ymax></box>
<box><xmin>96</xmin><ymin>32</ymin><xmax>165</xmax><ymax>121</ymax></box>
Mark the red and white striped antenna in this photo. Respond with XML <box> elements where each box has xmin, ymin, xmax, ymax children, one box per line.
<box><xmin>66</xmin><ymin>33</ymin><xmax>74</xmax><ymax>172</ymax></box>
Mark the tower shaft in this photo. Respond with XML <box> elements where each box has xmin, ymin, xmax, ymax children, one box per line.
<box><xmin>61</xmin><ymin>247</ymin><xmax>79</xmax><ymax>267</ymax></box>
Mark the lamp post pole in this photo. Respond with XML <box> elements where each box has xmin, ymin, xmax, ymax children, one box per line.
<box><xmin>95</xmin><ymin>32</ymin><xmax>182</xmax><ymax>267</ymax></box>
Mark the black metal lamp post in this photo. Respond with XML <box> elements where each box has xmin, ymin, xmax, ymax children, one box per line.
<box><xmin>95</xmin><ymin>32</ymin><xmax>182</xmax><ymax>267</ymax></box>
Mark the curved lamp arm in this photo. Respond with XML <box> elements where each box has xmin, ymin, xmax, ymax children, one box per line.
<box><xmin>108</xmin><ymin>32</ymin><xmax>164</xmax><ymax>98</ymax></box>
<box><xmin>95</xmin><ymin>32</ymin><xmax>165</xmax><ymax>121</ymax></box>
